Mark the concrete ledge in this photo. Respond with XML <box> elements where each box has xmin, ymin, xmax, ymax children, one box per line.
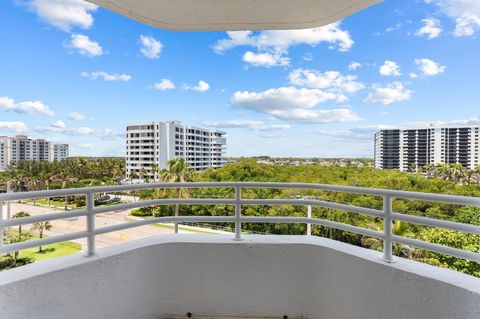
<box><xmin>1</xmin><ymin>235</ymin><xmax>479</xmax><ymax>319</ymax></box>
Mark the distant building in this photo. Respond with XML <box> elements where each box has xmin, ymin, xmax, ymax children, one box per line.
<box><xmin>0</xmin><ymin>135</ymin><xmax>69</xmax><ymax>171</ymax></box>
<box><xmin>126</xmin><ymin>120</ymin><xmax>226</xmax><ymax>179</ymax></box>
<box><xmin>51</xmin><ymin>144</ymin><xmax>70</xmax><ymax>162</ymax></box>
<box><xmin>375</xmin><ymin>126</ymin><xmax>480</xmax><ymax>171</ymax></box>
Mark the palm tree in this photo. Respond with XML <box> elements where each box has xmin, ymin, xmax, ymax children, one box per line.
<box><xmin>4</xmin><ymin>232</ymin><xmax>32</xmax><ymax>267</ymax></box>
<box><xmin>12</xmin><ymin>211</ymin><xmax>31</xmax><ymax>234</ymax></box>
<box><xmin>159</xmin><ymin>158</ymin><xmax>193</xmax><ymax>233</ymax></box>
<box><xmin>42</xmin><ymin>172</ymin><xmax>53</xmax><ymax>207</ymax></box>
<box><xmin>151</xmin><ymin>164</ymin><xmax>159</xmax><ymax>183</ymax></box>
<box><xmin>11</xmin><ymin>211</ymin><xmax>31</xmax><ymax>265</ymax></box>
<box><xmin>474</xmin><ymin>165</ymin><xmax>480</xmax><ymax>185</ymax></box>
<box><xmin>361</xmin><ymin>221</ymin><xmax>413</xmax><ymax>258</ymax></box>
<box><xmin>139</xmin><ymin>168</ymin><xmax>148</xmax><ymax>183</ymax></box>
<box><xmin>31</xmin><ymin>222</ymin><xmax>53</xmax><ymax>252</ymax></box>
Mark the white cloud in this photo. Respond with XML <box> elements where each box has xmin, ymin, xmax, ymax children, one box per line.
<box><xmin>68</xmin><ymin>112</ymin><xmax>89</xmax><ymax>121</ymax></box>
<box><xmin>231</xmin><ymin>87</ymin><xmax>360</xmax><ymax>124</ymax></box>
<box><xmin>67</xmin><ymin>34</ymin><xmax>103</xmax><ymax>57</ymax></box>
<box><xmin>0</xmin><ymin>122</ymin><xmax>28</xmax><ymax>133</ymax></box>
<box><xmin>203</xmin><ymin>119</ymin><xmax>290</xmax><ymax>132</ymax></box>
<box><xmin>153</xmin><ymin>79</ymin><xmax>175</xmax><ymax>91</ymax></box>
<box><xmin>22</xmin><ymin>0</ymin><xmax>98</xmax><ymax>32</ymax></box>
<box><xmin>81</xmin><ymin>71</ymin><xmax>131</xmax><ymax>81</ymax></box>
<box><xmin>303</xmin><ymin>53</ymin><xmax>314</xmax><ymax>62</ymax></box>
<box><xmin>35</xmin><ymin>121</ymin><xmax>94</xmax><ymax>135</ymax></box>
<box><xmin>242</xmin><ymin>51</ymin><xmax>290</xmax><ymax>67</ymax></box>
<box><xmin>312</xmin><ymin>124</ymin><xmax>398</xmax><ymax>141</ymax></box>
<box><xmin>374</xmin><ymin>22</ymin><xmax>403</xmax><ymax>36</ymax></box>
<box><xmin>425</xmin><ymin>0</ymin><xmax>480</xmax><ymax>36</ymax></box>
<box><xmin>213</xmin><ymin>22</ymin><xmax>353</xmax><ymax>54</ymax></box>
<box><xmin>348</xmin><ymin>61</ymin><xmax>362</xmax><ymax>71</ymax></box>
<box><xmin>51</xmin><ymin>120</ymin><xmax>66</xmax><ymax>129</ymax></box>
<box><xmin>0</xmin><ymin>96</ymin><xmax>54</xmax><ymax>116</ymax></box>
<box><xmin>379</xmin><ymin>60</ymin><xmax>402</xmax><ymax>76</ymax></box>
<box><xmin>409</xmin><ymin>73</ymin><xmax>418</xmax><ymax>79</ymax></box>
<box><xmin>185</xmin><ymin>80</ymin><xmax>210</xmax><ymax>92</ymax></box>
<box><xmin>140</xmin><ymin>35</ymin><xmax>163</xmax><ymax>59</ymax></box>
<box><xmin>414</xmin><ymin>58</ymin><xmax>446</xmax><ymax>76</ymax></box>
<box><xmin>364</xmin><ymin>82</ymin><xmax>413</xmax><ymax>105</ymax></box>
<box><xmin>288</xmin><ymin>68</ymin><xmax>365</xmax><ymax>95</ymax></box>
<box><xmin>415</xmin><ymin>18</ymin><xmax>442</xmax><ymax>39</ymax></box>
<box><xmin>98</xmin><ymin>128</ymin><xmax>123</xmax><ymax>140</ymax></box>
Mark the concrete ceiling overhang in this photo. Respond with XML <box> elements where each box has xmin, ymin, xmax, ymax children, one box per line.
<box><xmin>86</xmin><ymin>0</ymin><xmax>382</xmax><ymax>31</ymax></box>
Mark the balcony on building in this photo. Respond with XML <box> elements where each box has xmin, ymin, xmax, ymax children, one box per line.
<box><xmin>1</xmin><ymin>1</ymin><xmax>480</xmax><ymax>319</ymax></box>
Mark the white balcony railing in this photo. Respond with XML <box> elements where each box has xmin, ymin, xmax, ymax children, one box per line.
<box><xmin>0</xmin><ymin>182</ymin><xmax>479</xmax><ymax>264</ymax></box>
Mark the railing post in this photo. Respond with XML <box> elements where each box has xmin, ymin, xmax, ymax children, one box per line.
<box><xmin>6</xmin><ymin>181</ymin><xmax>12</xmax><ymax>237</ymax></box>
<box><xmin>234</xmin><ymin>186</ymin><xmax>242</xmax><ymax>241</ymax></box>
<box><xmin>0</xmin><ymin>200</ymin><xmax>3</xmax><ymax>248</ymax></box>
<box><xmin>307</xmin><ymin>205</ymin><xmax>312</xmax><ymax>236</ymax></box>
<box><xmin>383</xmin><ymin>195</ymin><xmax>394</xmax><ymax>263</ymax></box>
<box><xmin>86</xmin><ymin>192</ymin><xmax>95</xmax><ymax>256</ymax></box>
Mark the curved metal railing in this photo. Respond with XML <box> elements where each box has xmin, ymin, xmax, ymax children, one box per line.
<box><xmin>0</xmin><ymin>182</ymin><xmax>479</xmax><ymax>263</ymax></box>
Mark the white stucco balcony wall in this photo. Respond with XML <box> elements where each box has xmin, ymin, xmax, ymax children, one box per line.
<box><xmin>1</xmin><ymin>235</ymin><xmax>479</xmax><ymax>319</ymax></box>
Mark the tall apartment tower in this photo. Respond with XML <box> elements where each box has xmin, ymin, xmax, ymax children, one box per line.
<box><xmin>50</xmin><ymin>144</ymin><xmax>70</xmax><ymax>162</ymax></box>
<box><xmin>126</xmin><ymin>120</ymin><xmax>226</xmax><ymax>179</ymax></box>
<box><xmin>0</xmin><ymin>135</ymin><xmax>69</xmax><ymax>171</ymax></box>
<box><xmin>374</xmin><ymin>126</ymin><xmax>480</xmax><ymax>171</ymax></box>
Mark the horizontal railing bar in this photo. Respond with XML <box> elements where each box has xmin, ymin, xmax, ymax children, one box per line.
<box><xmin>93</xmin><ymin>198</ymin><xmax>236</xmax><ymax>214</ymax></box>
<box><xmin>391</xmin><ymin>213</ymin><xmax>480</xmax><ymax>235</ymax></box>
<box><xmin>1</xmin><ymin>210</ymin><xmax>88</xmax><ymax>228</ymax></box>
<box><xmin>0</xmin><ymin>231</ymin><xmax>88</xmax><ymax>255</ymax></box>
<box><xmin>240</xmin><ymin>216</ymin><xmax>385</xmax><ymax>239</ymax></box>
<box><xmin>241</xmin><ymin>199</ymin><xmax>384</xmax><ymax>217</ymax></box>
<box><xmin>392</xmin><ymin>235</ymin><xmax>480</xmax><ymax>263</ymax></box>
<box><xmin>93</xmin><ymin>216</ymin><xmax>236</xmax><ymax>235</ymax></box>
<box><xmin>1</xmin><ymin>182</ymin><xmax>479</xmax><ymax>206</ymax></box>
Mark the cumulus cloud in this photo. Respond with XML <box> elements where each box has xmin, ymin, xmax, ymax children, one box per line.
<box><xmin>98</xmin><ymin>128</ymin><xmax>124</xmax><ymax>140</ymax></box>
<box><xmin>414</xmin><ymin>58</ymin><xmax>446</xmax><ymax>76</ymax></box>
<box><xmin>312</xmin><ymin>124</ymin><xmax>398</xmax><ymax>141</ymax></box>
<box><xmin>348</xmin><ymin>61</ymin><xmax>362</xmax><ymax>71</ymax></box>
<box><xmin>242</xmin><ymin>51</ymin><xmax>290</xmax><ymax>67</ymax></box>
<box><xmin>35</xmin><ymin>121</ymin><xmax>94</xmax><ymax>135</ymax></box>
<box><xmin>379</xmin><ymin>60</ymin><xmax>402</xmax><ymax>76</ymax></box>
<box><xmin>185</xmin><ymin>80</ymin><xmax>210</xmax><ymax>92</ymax></box>
<box><xmin>0</xmin><ymin>122</ymin><xmax>28</xmax><ymax>133</ymax></box>
<box><xmin>81</xmin><ymin>71</ymin><xmax>131</xmax><ymax>81</ymax></box>
<box><xmin>68</xmin><ymin>112</ymin><xmax>89</xmax><ymax>121</ymax></box>
<box><xmin>288</xmin><ymin>68</ymin><xmax>365</xmax><ymax>95</ymax></box>
<box><xmin>140</xmin><ymin>35</ymin><xmax>163</xmax><ymax>59</ymax></box>
<box><xmin>213</xmin><ymin>22</ymin><xmax>353</xmax><ymax>54</ymax></box>
<box><xmin>21</xmin><ymin>0</ymin><xmax>98</xmax><ymax>32</ymax></box>
<box><xmin>67</xmin><ymin>34</ymin><xmax>103</xmax><ymax>57</ymax></box>
<box><xmin>425</xmin><ymin>0</ymin><xmax>480</xmax><ymax>37</ymax></box>
<box><xmin>374</xmin><ymin>23</ymin><xmax>403</xmax><ymax>36</ymax></box>
<box><xmin>364</xmin><ymin>82</ymin><xmax>413</xmax><ymax>105</ymax></box>
<box><xmin>0</xmin><ymin>96</ymin><xmax>54</xmax><ymax>116</ymax></box>
<box><xmin>153</xmin><ymin>79</ymin><xmax>175</xmax><ymax>91</ymax></box>
<box><xmin>51</xmin><ymin>120</ymin><xmax>66</xmax><ymax>129</ymax></box>
<box><xmin>203</xmin><ymin>119</ymin><xmax>290</xmax><ymax>132</ymax></box>
<box><xmin>231</xmin><ymin>87</ymin><xmax>360</xmax><ymax>124</ymax></box>
<box><xmin>415</xmin><ymin>18</ymin><xmax>442</xmax><ymax>39</ymax></box>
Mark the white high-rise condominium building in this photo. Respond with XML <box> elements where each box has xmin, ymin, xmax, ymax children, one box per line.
<box><xmin>126</xmin><ymin>120</ymin><xmax>226</xmax><ymax>179</ymax></box>
<box><xmin>50</xmin><ymin>144</ymin><xmax>69</xmax><ymax>162</ymax></box>
<box><xmin>0</xmin><ymin>135</ymin><xmax>69</xmax><ymax>171</ymax></box>
<box><xmin>374</xmin><ymin>125</ymin><xmax>480</xmax><ymax>171</ymax></box>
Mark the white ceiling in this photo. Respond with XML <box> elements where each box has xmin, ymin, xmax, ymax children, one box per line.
<box><xmin>86</xmin><ymin>0</ymin><xmax>382</xmax><ymax>31</ymax></box>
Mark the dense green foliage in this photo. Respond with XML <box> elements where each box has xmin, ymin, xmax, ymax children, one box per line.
<box><xmin>135</xmin><ymin>159</ymin><xmax>480</xmax><ymax>277</ymax></box>
<box><xmin>0</xmin><ymin>157</ymin><xmax>125</xmax><ymax>192</ymax></box>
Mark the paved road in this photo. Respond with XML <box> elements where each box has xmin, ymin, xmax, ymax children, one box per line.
<box><xmin>6</xmin><ymin>202</ymin><xmax>198</xmax><ymax>251</ymax></box>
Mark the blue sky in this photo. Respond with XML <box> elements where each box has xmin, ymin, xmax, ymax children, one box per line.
<box><xmin>1</xmin><ymin>0</ymin><xmax>480</xmax><ymax>158</ymax></box>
